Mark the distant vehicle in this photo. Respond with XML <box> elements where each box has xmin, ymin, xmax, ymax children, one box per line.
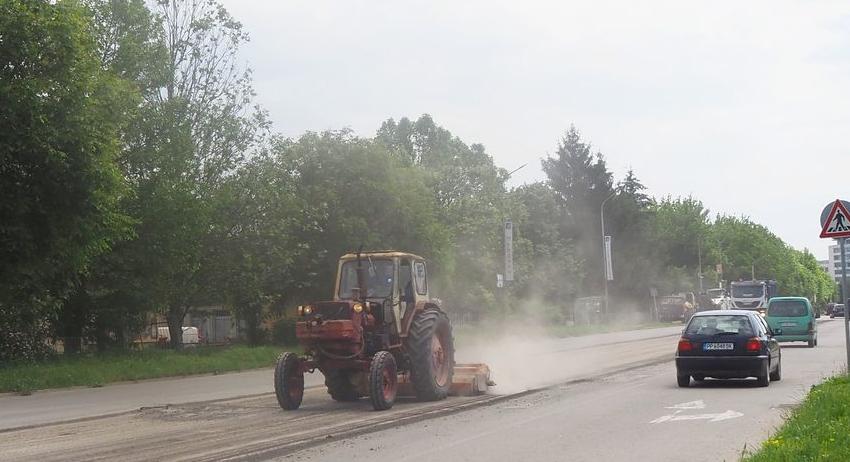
<box><xmin>831</xmin><ymin>304</ymin><xmax>846</xmax><ymax>319</ymax></box>
<box><xmin>658</xmin><ymin>293</ymin><xmax>696</xmax><ymax>322</ymax></box>
<box><xmin>707</xmin><ymin>288</ymin><xmax>726</xmax><ymax>306</ymax></box>
<box><xmin>156</xmin><ymin>326</ymin><xmax>200</xmax><ymax>346</ymax></box>
<box><xmin>675</xmin><ymin>310</ymin><xmax>781</xmax><ymax>387</ymax></box>
<box><xmin>765</xmin><ymin>297</ymin><xmax>817</xmax><ymax>348</ymax></box>
<box><xmin>730</xmin><ymin>280</ymin><xmax>778</xmax><ymax>312</ymax></box>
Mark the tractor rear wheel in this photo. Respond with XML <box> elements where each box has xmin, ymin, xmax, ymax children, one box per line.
<box><xmin>274</xmin><ymin>352</ymin><xmax>304</xmax><ymax>410</ymax></box>
<box><xmin>369</xmin><ymin>351</ymin><xmax>397</xmax><ymax>411</ymax></box>
<box><xmin>324</xmin><ymin>369</ymin><xmax>360</xmax><ymax>402</ymax></box>
<box><xmin>406</xmin><ymin>309</ymin><xmax>454</xmax><ymax>401</ymax></box>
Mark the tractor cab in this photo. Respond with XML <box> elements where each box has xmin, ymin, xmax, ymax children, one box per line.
<box><xmin>334</xmin><ymin>251</ymin><xmax>430</xmax><ymax>337</ymax></box>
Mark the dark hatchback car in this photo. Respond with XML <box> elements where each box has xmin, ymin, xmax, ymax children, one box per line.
<box><xmin>675</xmin><ymin>310</ymin><xmax>781</xmax><ymax>387</ymax></box>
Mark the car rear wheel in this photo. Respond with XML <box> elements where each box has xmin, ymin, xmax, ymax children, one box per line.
<box><xmin>807</xmin><ymin>338</ymin><xmax>815</xmax><ymax>348</ymax></box>
<box><xmin>756</xmin><ymin>359</ymin><xmax>770</xmax><ymax>387</ymax></box>
<box><xmin>676</xmin><ymin>373</ymin><xmax>690</xmax><ymax>388</ymax></box>
<box><xmin>769</xmin><ymin>355</ymin><xmax>782</xmax><ymax>381</ymax></box>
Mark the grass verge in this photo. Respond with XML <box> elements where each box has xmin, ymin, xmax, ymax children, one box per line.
<box><xmin>743</xmin><ymin>374</ymin><xmax>850</xmax><ymax>461</ymax></box>
<box><xmin>0</xmin><ymin>345</ymin><xmax>297</xmax><ymax>394</ymax></box>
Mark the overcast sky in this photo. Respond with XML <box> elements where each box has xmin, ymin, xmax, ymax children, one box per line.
<box><xmin>221</xmin><ymin>0</ymin><xmax>850</xmax><ymax>259</ymax></box>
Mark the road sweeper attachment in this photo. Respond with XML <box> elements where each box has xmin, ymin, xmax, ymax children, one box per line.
<box><xmin>273</xmin><ymin>251</ymin><xmax>495</xmax><ymax>411</ymax></box>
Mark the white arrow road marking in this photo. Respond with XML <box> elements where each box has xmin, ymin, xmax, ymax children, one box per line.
<box><xmin>651</xmin><ymin>410</ymin><xmax>743</xmax><ymax>424</ymax></box>
<box><xmin>665</xmin><ymin>400</ymin><xmax>706</xmax><ymax>410</ymax></box>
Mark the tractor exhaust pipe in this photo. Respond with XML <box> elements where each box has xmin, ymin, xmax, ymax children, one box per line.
<box><xmin>355</xmin><ymin>247</ymin><xmax>367</xmax><ymax>302</ymax></box>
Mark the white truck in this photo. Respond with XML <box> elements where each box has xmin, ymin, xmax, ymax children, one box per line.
<box><xmin>730</xmin><ymin>280</ymin><xmax>778</xmax><ymax>311</ymax></box>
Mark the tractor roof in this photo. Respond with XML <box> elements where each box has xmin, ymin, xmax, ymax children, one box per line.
<box><xmin>338</xmin><ymin>250</ymin><xmax>425</xmax><ymax>261</ymax></box>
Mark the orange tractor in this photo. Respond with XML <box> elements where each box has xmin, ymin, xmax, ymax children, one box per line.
<box><xmin>275</xmin><ymin>251</ymin><xmax>493</xmax><ymax>411</ymax></box>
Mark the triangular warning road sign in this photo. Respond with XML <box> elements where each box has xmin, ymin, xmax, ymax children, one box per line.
<box><xmin>821</xmin><ymin>200</ymin><xmax>850</xmax><ymax>238</ymax></box>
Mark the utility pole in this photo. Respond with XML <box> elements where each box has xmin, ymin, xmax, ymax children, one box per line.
<box><xmin>601</xmin><ymin>190</ymin><xmax>617</xmax><ymax>320</ymax></box>
<box><xmin>697</xmin><ymin>240</ymin><xmax>704</xmax><ymax>293</ymax></box>
<box><xmin>841</xmin><ymin>238</ymin><xmax>850</xmax><ymax>371</ymax></box>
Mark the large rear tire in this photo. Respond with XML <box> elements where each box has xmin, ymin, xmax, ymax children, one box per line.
<box><xmin>769</xmin><ymin>355</ymin><xmax>782</xmax><ymax>381</ymax></box>
<box><xmin>274</xmin><ymin>352</ymin><xmax>304</xmax><ymax>410</ymax></box>
<box><xmin>324</xmin><ymin>369</ymin><xmax>360</xmax><ymax>402</ymax></box>
<box><xmin>406</xmin><ymin>309</ymin><xmax>455</xmax><ymax>401</ymax></box>
<box><xmin>369</xmin><ymin>351</ymin><xmax>397</xmax><ymax>411</ymax></box>
<box><xmin>756</xmin><ymin>359</ymin><xmax>770</xmax><ymax>387</ymax></box>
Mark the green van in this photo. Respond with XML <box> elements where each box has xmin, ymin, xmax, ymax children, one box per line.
<box><xmin>765</xmin><ymin>297</ymin><xmax>817</xmax><ymax>347</ymax></box>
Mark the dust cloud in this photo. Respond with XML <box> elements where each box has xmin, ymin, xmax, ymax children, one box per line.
<box><xmin>451</xmin><ymin>299</ymin><xmax>667</xmax><ymax>394</ymax></box>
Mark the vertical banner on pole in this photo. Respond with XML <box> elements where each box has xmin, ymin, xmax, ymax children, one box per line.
<box><xmin>604</xmin><ymin>235</ymin><xmax>613</xmax><ymax>281</ymax></box>
<box><xmin>504</xmin><ymin>220</ymin><xmax>514</xmax><ymax>282</ymax></box>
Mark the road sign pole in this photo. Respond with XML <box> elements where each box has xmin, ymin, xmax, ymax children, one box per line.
<box><xmin>841</xmin><ymin>238</ymin><xmax>850</xmax><ymax>373</ymax></box>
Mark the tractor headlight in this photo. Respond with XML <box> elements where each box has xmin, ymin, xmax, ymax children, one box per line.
<box><xmin>303</xmin><ymin>305</ymin><xmax>313</xmax><ymax>315</ymax></box>
<box><xmin>353</xmin><ymin>303</ymin><xmax>364</xmax><ymax>313</ymax></box>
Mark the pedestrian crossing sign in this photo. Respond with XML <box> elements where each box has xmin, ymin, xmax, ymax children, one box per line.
<box><xmin>820</xmin><ymin>199</ymin><xmax>850</xmax><ymax>239</ymax></box>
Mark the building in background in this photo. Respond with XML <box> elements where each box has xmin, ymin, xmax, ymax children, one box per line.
<box><xmin>828</xmin><ymin>243</ymin><xmax>850</xmax><ymax>300</ymax></box>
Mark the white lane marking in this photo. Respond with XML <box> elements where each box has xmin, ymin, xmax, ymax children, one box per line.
<box><xmin>651</xmin><ymin>410</ymin><xmax>743</xmax><ymax>423</ymax></box>
<box><xmin>665</xmin><ymin>400</ymin><xmax>706</xmax><ymax>410</ymax></box>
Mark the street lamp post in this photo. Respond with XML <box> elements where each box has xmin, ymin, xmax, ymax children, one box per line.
<box><xmin>601</xmin><ymin>190</ymin><xmax>617</xmax><ymax>319</ymax></box>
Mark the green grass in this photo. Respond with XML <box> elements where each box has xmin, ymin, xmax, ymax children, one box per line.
<box><xmin>743</xmin><ymin>374</ymin><xmax>850</xmax><ymax>462</ymax></box>
<box><xmin>0</xmin><ymin>345</ymin><xmax>297</xmax><ymax>394</ymax></box>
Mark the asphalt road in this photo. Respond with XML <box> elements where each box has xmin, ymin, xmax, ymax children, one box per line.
<box><xmin>281</xmin><ymin>318</ymin><xmax>848</xmax><ymax>462</ymax></box>
<box><xmin>0</xmin><ymin>324</ymin><xmax>684</xmax><ymax>461</ymax></box>
<box><xmin>0</xmin><ymin>319</ymin><xmax>844</xmax><ymax>461</ymax></box>
<box><xmin>0</xmin><ymin>366</ymin><xmax>326</xmax><ymax>431</ymax></box>
<box><xmin>0</xmin><ymin>324</ymin><xmax>682</xmax><ymax>431</ymax></box>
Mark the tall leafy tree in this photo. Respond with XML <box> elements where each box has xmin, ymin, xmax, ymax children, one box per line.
<box><xmin>0</xmin><ymin>0</ymin><xmax>132</xmax><ymax>360</ymax></box>
<box><xmin>124</xmin><ymin>0</ymin><xmax>267</xmax><ymax>347</ymax></box>
<box><xmin>376</xmin><ymin>115</ymin><xmax>510</xmax><ymax>316</ymax></box>
<box><xmin>542</xmin><ymin>125</ymin><xmax>614</xmax><ymax>295</ymax></box>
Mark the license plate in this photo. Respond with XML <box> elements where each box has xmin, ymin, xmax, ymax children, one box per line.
<box><xmin>703</xmin><ymin>342</ymin><xmax>734</xmax><ymax>351</ymax></box>
<box><xmin>781</xmin><ymin>322</ymin><xmax>797</xmax><ymax>327</ymax></box>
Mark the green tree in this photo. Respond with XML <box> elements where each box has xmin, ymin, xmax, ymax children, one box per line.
<box><xmin>377</xmin><ymin>115</ymin><xmax>510</xmax><ymax>318</ymax></box>
<box><xmin>55</xmin><ymin>0</ymin><xmax>167</xmax><ymax>354</ymax></box>
<box><xmin>268</xmin><ymin>130</ymin><xmax>450</xmax><ymax>306</ymax></box>
<box><xmin>0</xmin><ymin>0</ymin><xmax>132</xmax><ymax>360</ymax></box>
<box><xmin>542</xmin><ymin>125</ymin><xmax>614</xmax><ymax>295</ymax></box>
<box><xmin>125</xmin><ymin>0</ymin><xmax>267</xmax><ymax>347</ymax></box>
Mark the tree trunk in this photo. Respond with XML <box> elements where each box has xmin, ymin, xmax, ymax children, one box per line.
<box><xmin>58</xmin><ymin>284</ymin><xmax>89</xmax><ymax>355</ymax></box>
<box><xmin>167</xmin><ymin>305</ymin><xmax>186</xmax><ymax>349</ymax></box>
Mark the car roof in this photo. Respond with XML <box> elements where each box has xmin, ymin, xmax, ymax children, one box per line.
<box><xmin>768</xmin><ymin>296</ymin><xmax>810</xmax><ymax>302</ymax></box>
<box><xmin>691</xmin><ymin>309</ymin><xmax>757</xmax><ymax>317</ymax></box>
<box><xmin>338</xmin><ymin>251</ymin><xmax>425</xmax><ymax>261</ymax></box>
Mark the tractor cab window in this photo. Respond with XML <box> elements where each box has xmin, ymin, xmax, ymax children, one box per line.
<box><xmin>414</xmin><ymin>261</ymin><xmax>427</xmax><ymax>295</ymax></box>
<box><xmin>399</xmin><ymin>259</ymin><xmax>414</xmax><ymax>301</ymax></box>
<box><xmin>338</xmin><ymin>259</ymin><xmax>394</xmax><ymax>299</ymax></box>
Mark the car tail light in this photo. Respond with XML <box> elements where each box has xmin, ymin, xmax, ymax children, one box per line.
<box><xmin>808</xmin><ymin>321</ymin><xmax>814</xmax><ymax>333</ymax></box>
<box><xmin>678</xmin><ymin>338</ymin><xmax>694</xmax><ymax>352</ymax></box>
<box><xmin>745</xmin><ymin>338</ymin><xmax>762</xmax><ymax>352</ymax></box>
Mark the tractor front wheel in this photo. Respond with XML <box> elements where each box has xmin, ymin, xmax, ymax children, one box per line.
<box><xmin>369</xmin><ymin>351</ymin><xmax>397</xmax><ymax>411</ymax></box>
<box><xmin>406</xmin><ymin>309</ymin><xmax>454</xmax><ymax>401</ymax></box>
<box><xmin>274</xmin><ymin>352</ymin><xmax>304</xmax><ymax>410</ymax></box>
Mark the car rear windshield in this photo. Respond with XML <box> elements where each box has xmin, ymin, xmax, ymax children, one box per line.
<box><xmin>685</xmin><ymin>315</ymin><xmax>753</xmax><ymax>336</ymax></box>
<box><xmin>768</xmin><ymin>300</ymin><xmax>808</xmax><ymax>317</ymax></box>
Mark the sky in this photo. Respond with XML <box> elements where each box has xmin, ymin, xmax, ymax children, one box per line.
<box><xmin>220</xmin><ymin>0</ymin><xmax>850</xmax><ymax>259</ymax></box>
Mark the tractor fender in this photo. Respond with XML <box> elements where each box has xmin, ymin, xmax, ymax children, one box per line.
<box><xmin>400</xmin><ymin>300</ymin><xmax>442</xmax><ymax>337</ymax></box>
